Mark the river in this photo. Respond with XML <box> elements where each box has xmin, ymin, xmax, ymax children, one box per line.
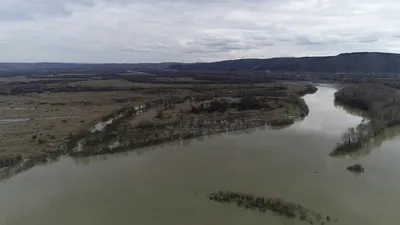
<box><xmin>1</xmin><ymin>85</ymin><xmax>400</xmax><ymax>225</ymax></box>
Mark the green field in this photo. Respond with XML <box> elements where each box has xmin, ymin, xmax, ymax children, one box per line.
<box><xmin>68</xmin><ymin>79</ymin><xmax>135</xmax><ymax>88</ymax></box>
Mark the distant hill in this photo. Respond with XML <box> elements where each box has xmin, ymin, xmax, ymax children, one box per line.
<box><xmin>170</xmin><ymin>52</ymin><xmax>400</xmax><ymax>73</ymax></box>
<box><xmin>0</xmin><ymin>62</ymin><xmax>179</xmax><ymax>76</ymax></box>
<box><xmin>2</xmin><ymin>52</ymin><xmax>400</xmax><ymax>76</ymax></box>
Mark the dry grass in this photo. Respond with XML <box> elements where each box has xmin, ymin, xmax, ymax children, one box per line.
<box><xmin>0</xmin><ymin>76</ymin><xmax>86</xmax><ymax>83</ymax></box>
<box><xmin>129</xmin><ymin>93</ymin><xmax>303</xmax><ymax>131</ymax></box>
<box><xmin>0</xmin><ymin>76</ymin><xmax>39</xmax><ymax>83</ymax></box>
<box><xmin>130</xmin><ymin>101</ymin><xmax>192</xmax><ymax>126</ymax></box>
<box><xmin>0</xmin><ymin>91</ymin><xmax>152</xmax><ymax>164</ymax></box>
<box><xmin>0</xmin><ymin>80</ymin><xmax>313</xmax><ymax>179</ymax></box>
<box><xmin>154</xmin><ymin>77</ymin><xmax>208</xmax><ymax>83</ymax></box>
<box><xmin>127</xmin><ymin>83</ymin><xmax>271</xmax><ymax>89</ymax></box>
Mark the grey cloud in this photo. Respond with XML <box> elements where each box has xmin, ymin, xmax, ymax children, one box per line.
<box><xmin>182</xmin><ymin>37</ymin><xmax>246</xmax><ymax>53</ymax></box>
<box><xmin>0</xmin><ymin>0</ymin><xmax>399</xmax><ymax>62</ymax></box>
<box><xmin>182</xmin><ymin>35</ymin><xmax>275</xmax><ymax>54</ymax></box>
<box><xmin>0</xmin><ymin>0</ymin><xmax>281</xmax><ymax>22</ymax></box>
<box><xmin>356</xmin><ymin>35</ymin><xmax>380</xmax><ymax>43</ymax></box>
<box><xmin>295</xmin><ymin>37</ymin><xmax>325</xmax><ymax>46</ymax></box>
<box><xmin>275</xmin><ymin>36</ymin><xmax>293</xmax><ymax>42</ymax></box>
<box><xmin>0</xmin><ymin>0</ymin><xmax>95</xmax><ymax>21</ymax></box>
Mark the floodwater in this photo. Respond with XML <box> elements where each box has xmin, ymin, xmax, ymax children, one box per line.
<box><xmin>0</xmin><ymin>118</ymin><xmax>31</xmax><ymax>123</ymax></box>
<box><xmin>0</xmin><ymin>117</ymin><xmax>75</xmax><ymax>124</ymax></box>
<box><xmin>2</xmin><ymin>85</ymin><xmax>400</xmax><ymax>225</ymax></box>
<box><xmin>90</xmin><ymin>117</ymin><xmax>118</xmax><ymax>133</ymax></box>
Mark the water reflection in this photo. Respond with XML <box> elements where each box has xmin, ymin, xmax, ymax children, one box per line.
<box><xmin>5</xmin><ymin>85</ymin><xmax>400</xmax><ymax>225</ymax></box>
<box><xmin>292</xmin><ymin>86</ymin><xmax>363</xmax><ymax>135</ymax></box>
<box><xmin>0</xmin><ymin>157</ymin><xmax>63</xmax><ymax>182</ymax></box>
<box><xmin>73</xmin><ymin>111</ymin><xmax>302</xmax><ymax>158</ymax></box>
<box><xmin>354</xmin><ymin>125</ymin><xmax>400</xmax><ymax>157</ymax></box>
<box><xmin>73</xmin><ymin>152</ymin><xmax>132</xmax><ymax>166</ymax></box>
<box><xmin>334</xmin><ymin>100</ymin><xmax>369</xmax><ymax>119</ymax></box>
<box><xmin>331</xmin><ymin>95</ymin><xmax>400</xmax><ymax>158</ymax></box>
<box><xmin>70</xmin><ymin>125</ymin><xmax>281</xmax><ymax>165</ymax></box>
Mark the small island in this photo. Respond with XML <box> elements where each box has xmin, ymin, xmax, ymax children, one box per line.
<box><xmin>347</xmin><ymin>164</ymin><xmax>365</xmax><ymax>173</ymax></box>
<box><xmin>208</xmin><ymin>191</ymin><xmax>336</xmax><ymax>225</ymax></box>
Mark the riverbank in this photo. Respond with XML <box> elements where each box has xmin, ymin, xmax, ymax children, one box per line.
<box><xmin>331</xmin><ymin>83</ymin><xmax>400</xmax><ymax>155</ymax></box>
<box><xmin>0</xmin><ymin>91</ymin><xmax>158</xmax><ymax>179</ymax></box>
<box><xmin>69</xmin><ymin>84</ymin><xmax>315</xmax><ymax>157</ymax></box>
<box><xmin>0</xmin><ymin>82</ymin><xmax>316</xmax><ymax>180</ymax></box>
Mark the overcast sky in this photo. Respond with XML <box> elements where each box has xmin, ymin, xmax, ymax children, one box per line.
<box><xmin>0</xmin><ymin>0</ymin><xmax>399</xmax><ymax>63</ymax></box>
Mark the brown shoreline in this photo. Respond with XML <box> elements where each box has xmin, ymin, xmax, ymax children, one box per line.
<box><xmin>69</xmin><ymin>85</ymin><xmax>314</xmax><ymax>157</ymax></box>
<box><xmin>0</xmin><ymin>83</ymin><xmax>317</xmax><ymax>180</ymax></box>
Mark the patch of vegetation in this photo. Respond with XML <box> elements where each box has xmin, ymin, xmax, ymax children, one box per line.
<box><xmin>232</xmin><ymin>97</ymin><xmax>269</xmax><ymax>110</ymax></box>
<box><xmin>347</xmin><ymin>164</ymin><xmax>365</xmax><ymax>173</ymax></box>
<box><xmin>208</xmin><ymin>191</ymin><xmax>336</xmax><ymax>225</ymax></box>
<box><xmin>190</xmin><ymin>99</ymin><xmax>230</xmax><ymax>113</ymax></box>
<box><xmin>190</xmin><ymin>95</ymin><xmax>301</xmax><ymax>114</ymax></box>
<box><xmin>332</xmin><ymin>84</ymin><xmax>400</xmax><ymax>155</ymax></box>
<box><xmin>0</xmin><ymin>154</ymin><xmax>23</xmax><ymax>169</ymax></box>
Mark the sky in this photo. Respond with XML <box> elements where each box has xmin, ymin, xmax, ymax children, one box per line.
<box><xmin>0</xmin><ymin>0</ymin><xmax>400</xmax><ymax>63</ymax></box>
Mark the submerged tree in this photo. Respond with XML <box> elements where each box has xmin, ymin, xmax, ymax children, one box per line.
<box><xmin>331</xmin><ymin>120</ymin><xmax>373</xmax><ymax>156</ymax></box>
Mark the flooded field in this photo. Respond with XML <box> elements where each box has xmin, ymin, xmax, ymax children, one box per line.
<box><xmin>1</xmin><ymin>85</ymin><xmax>400</xmax><ymax>225</ymax></box>
<box><xmin>0</xmin><ymin>118</ymin><xmax>31</xmax><ymax>123</ymax></box>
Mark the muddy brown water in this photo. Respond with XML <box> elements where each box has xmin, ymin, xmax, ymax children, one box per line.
<box><xmin>2</xmin><ymin>85</ymin><xmax>400</xmax><ymax>225</ymax></box>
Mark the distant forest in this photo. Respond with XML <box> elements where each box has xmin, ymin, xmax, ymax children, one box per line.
<box><xmin>171</xmin><ymin>52</ymin><xmax>400</xmax><ymax>73</ymax></box>
<box><xmin>1</xmin><ymin>52</ymin><xmax>400</xmax><ymax>76</ymax></box>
